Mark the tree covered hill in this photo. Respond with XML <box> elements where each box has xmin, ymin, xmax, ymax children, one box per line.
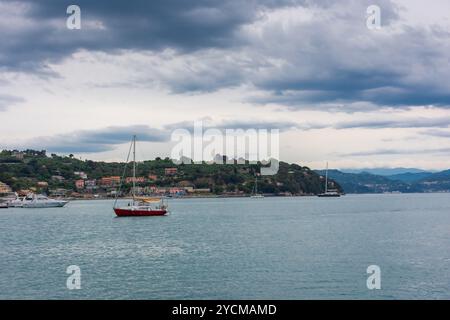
<box><xmin>385</xmin><ymin>172</ymin><xmax>433</xmax><ymax>183</ymax></box>
<box><xmin>0</xmin><ymin>150</ymin><xmax>339</xmax><ymax>196</ymax></box>
<box><xmin>315</xmin><ymin>169</ymin><xmax>412</xmax><ymax>193</ymax></box>
<box><xmin>413</xmin><ymin>169</ymin><xmax>450</xmax><ymax>192</ymax></box>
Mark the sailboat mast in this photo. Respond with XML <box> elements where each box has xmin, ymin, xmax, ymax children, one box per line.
<box><xmin>325</xmin><ymin>161</ymin><xmax>328</xmax><ymax>193</ymax></box>
<box><xmin>132</xmin><ymin>135</ymin><xmax>136</xmax><ymax>201</ymax></box>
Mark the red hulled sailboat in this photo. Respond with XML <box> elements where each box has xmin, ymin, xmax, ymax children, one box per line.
<box><xmin>113</xmin><ymin>135</ymin><xmax>168</xmax><ymax>217</ymax></box>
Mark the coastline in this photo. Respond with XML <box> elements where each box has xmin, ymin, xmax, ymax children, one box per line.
<box><xmin>65</xmin><ymin>193</ymin><xmax>318</xmax><ymax>201</ymax></box>
<box><xmin>63</xmin><ymin>191</ymin><xmax>450</xmax><ymax>201</ymax></box>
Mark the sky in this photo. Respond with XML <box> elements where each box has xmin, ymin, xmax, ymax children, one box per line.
<box><xmin>1</xmin><ymin>0</ymin><xmax>450</xmax><ymax>170</ymax></box>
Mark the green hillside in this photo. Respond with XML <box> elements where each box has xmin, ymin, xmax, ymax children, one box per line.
<box><xmin>0</xmin><ymin>150</ymin><xmax>340</xmax><ymax>196</ymax></box>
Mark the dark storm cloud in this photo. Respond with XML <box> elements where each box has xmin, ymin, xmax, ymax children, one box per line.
<box><xmin>246</xmin><ymin>11</ymin><xmax>450</xmax><ymax>109</ymax></box>
<box><xmin>2</xmin><ymin>0</ymin><xmax>450</xmax><ymax>109</ymax></box>
<box><xmin>251</xmin><ymin>77</ymin><xmax>450</xmax><ymax>108</ymax></box>
<box><xmin>0</xmin><ymin>0</ymin><xmax>296</xmax><ymax>72</ymax></box>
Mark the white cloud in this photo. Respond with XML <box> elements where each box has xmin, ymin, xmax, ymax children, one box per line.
<box><xmin>1</xmin><ymin>0</ymin><xmax>450</xmax><ymax>170</ymax></box>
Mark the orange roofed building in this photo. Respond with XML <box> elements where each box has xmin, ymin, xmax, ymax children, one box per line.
<box><xmin>0</xmin><ymin>181</ymin><xmax>12</xmax><ymax>193</ymax></box>
<box><xmin>100</xmin><ymin>176</ymin><xmax>121</xmax><ymax>186</ymax></box>
<box><xmin>125</xmin><ymin>177</ymin><xmax>146</xmax><ymax>184</ymax></box>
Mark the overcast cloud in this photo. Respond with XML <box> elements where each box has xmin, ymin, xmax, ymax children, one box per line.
<box><xmin>1</xmin><ymin>0</ymin><xmax>450</xmax><ymax>169</ymax></box>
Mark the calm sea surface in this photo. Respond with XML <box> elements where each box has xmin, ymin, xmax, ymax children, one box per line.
<box><xmin>0</xmin><ymin>194</ymin><xmax>449</xmax><ymax>299</ymax></box>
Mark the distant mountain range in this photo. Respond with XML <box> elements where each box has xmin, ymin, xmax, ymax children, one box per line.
<box><xmin>315</xmin><ymin>169</ymin><xmax>450</xmax><ymax>194</ymax></box>
<box><xmin>386</xmin><ymin>172</ymin><xmax>433</xmax><ymax>183</ymax></box>
<box><xmin>340</xmin><ymin>167</ymin><xmax>434</xmax><ymax>176</ymax></box>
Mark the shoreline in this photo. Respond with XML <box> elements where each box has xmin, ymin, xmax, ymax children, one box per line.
<box><xmin>56</xmin><ymin>191</ymin><xmax>449</xmax><ymax>201</ymax></box>
<box><xmin>65</xmin><ymin>193</ymin><xmax>318</xmax><ymax>201</ymax></box>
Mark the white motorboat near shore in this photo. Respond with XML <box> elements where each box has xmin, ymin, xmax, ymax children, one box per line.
<box><xmin>21</xmin><ymin>194</ymin><xmax>69</xmax><ymax>208</ymax></box>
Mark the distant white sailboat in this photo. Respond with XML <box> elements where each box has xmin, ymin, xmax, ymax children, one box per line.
<box><xmin>250</xmin><ymin>174</ymin><xmax>264</xmax><ymax>198</ymax></box>
<box><xmin>318</xmin><ymin>162</ymin><xmax>341</xmax><ymax>197</ymax></box>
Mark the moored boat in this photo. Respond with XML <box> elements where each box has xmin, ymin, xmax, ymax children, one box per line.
<box><xmin>317</xmin><ymin>162</ymin><xmax>341</xmax><ymax>198</ymax></box>
<box><xmin>21</xmin><ymin>194</ymin><xmax>69</xmax><ymax>208</ymax></box>
<box><xmin>113</xmin><ymin>135</ymin><xmax>168</xmax><ymax>217</ymax></box>
<box><xmin>317</xmin><ymin>191</ymin><xmax>341</xmax><ymax>197</ymax></box>
<box><xmin>8</xmin><ymin>198</ymin><xmax>24</xmax><ymax>207</ymax></box>
<box><xmin>114</xmin><ymin>204</ymin><xmax>167</xmax><ymax>217</ymax></box>
<box><xmin>250</xmin><ymin>174</ymin><xmax>264</xmax><ymax>198</ymax></box>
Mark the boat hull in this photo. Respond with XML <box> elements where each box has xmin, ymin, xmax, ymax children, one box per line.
<box><xmin>114</xmin><ymin>208</ymin><xmax>167</xmax><ymax>217</ymax></box>
<box><xmin>22</xmin><ymin>201</ymin><xmax>68</xmax><ymax>208</ymax></box>
<box><xmin>317</xmin><ymin>193</ymin><xmax>341</xmax><ymax>197</ymax></box>
<box><xmin>8</xmin><ymin>202</ymin><xmax>23</xmax><ymax>208</ymax></box>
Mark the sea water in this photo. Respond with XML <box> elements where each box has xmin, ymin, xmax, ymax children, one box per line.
<box><xmin>0</xmin><ymin>193</ymin><xmax>449</xmax><ymax>299</ymax></box>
